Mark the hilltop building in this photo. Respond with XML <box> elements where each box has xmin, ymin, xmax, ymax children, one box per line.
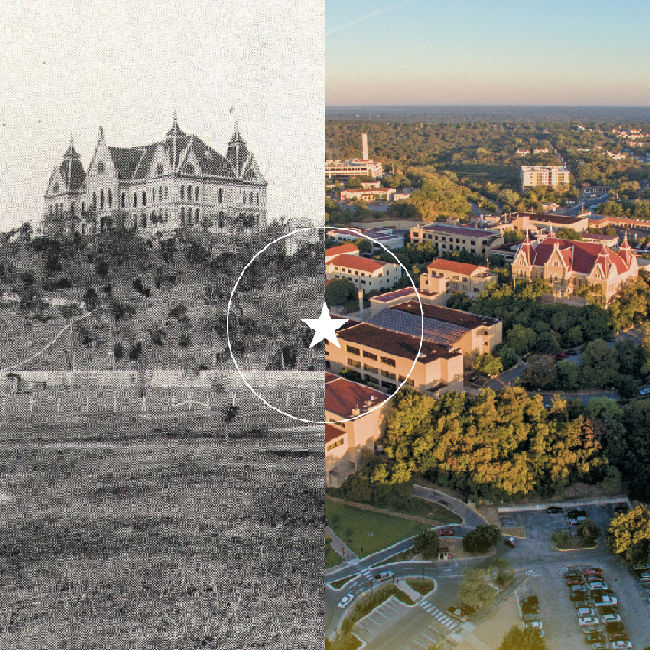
<box><xmin>420</xmin><ymin>259</ymin><xmax>497</xmax><ymax>296</ymax></box>
<box><xmin>43</xmin><ymin>115</ymin><xmax>267</xmax><ymax>237</ymax></box>
<box><xmin>511</xmin><ymin>233</ymin><xmax>638</xmax><ymax>305</ymax></box>
<box><xmin>409</xmin><ymin>223</ymin><xmax>502</xmax><ymax>257</ymax></box>
<box><xmin>325</xmin><ymin>254</ymin><xmax>402</xmax><ymax>293</ymax></box>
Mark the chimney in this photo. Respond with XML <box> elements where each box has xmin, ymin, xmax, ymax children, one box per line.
<box><xmin>358</xmin><ymin>289</ymin><xmax>364</xmax><ymax>317</ymax></box>
<box><xmin>362</xmin><ymin>133</ymin><xmax>368</xmax><ymax>160</ymax></box>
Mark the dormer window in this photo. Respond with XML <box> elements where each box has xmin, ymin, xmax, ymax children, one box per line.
<box><xmin>184</xmin><ymin>163</ymin><xmax>194</xmax><ymax>175</ymax></box>
<box><xmin>156</xmin><ymin>163</ymin><xmax>164</xmax><ymax>176</ymax></box>
<box><xmin>97</xmin><ymin>162</ymin><xmax>105</xmax><ymax>174</ymax></box>
<box><xmin>52</xmin><ymin>183</ymin><xmax>59</xmax><ymax>193</ymax></box>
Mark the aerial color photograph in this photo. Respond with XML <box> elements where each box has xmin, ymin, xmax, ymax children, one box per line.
<box><xmin>324</xmin><ymin>1</ymin><xmax>650</xmax><ymax>649</ymax></box>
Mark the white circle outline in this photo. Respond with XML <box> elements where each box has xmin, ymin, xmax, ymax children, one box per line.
<box><xmin>226</xmin><ymin>225</ymin><xmax>424</xmax><ymax>424</ymax></box>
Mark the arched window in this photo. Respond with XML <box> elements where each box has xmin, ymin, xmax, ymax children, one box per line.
<box><xmin>52</xmin><ymin>183</ymin><xmax>59</xmax><ymax>194</ymax></box>
<box><xmin>195</xmin><ymin>208</ymin><xmax>200</xmax><ymax>223</ymax></box>
<box><xmin>256</xmin><ymin>193</ymin><xmax>259</xmax><ymax>205</ymax></box>
<box><xmin>151</xmin><ymin>210</ymin><xmax>156</xmax><ymax>224</ymax></box>
<box><xmin>133</xmin><ymin>193</ymin><xmax>137</xmax><ymax>208</ymax></box>
<box><xmin>81</xmin><ymin>223</ymin><xmax>86</xmax><ymax>235</ymax></box>
<box><xmin>180</xmin><ymin>186</ymin><xmax>185</xmax><ymax>200</ymax></box>
<box><xmin>242</xmin><ymin>192</ymin><xmax>246</xmax><ymax>205</ymax></box>
<box><xmin>70</xmin><ymin>202</ymin><xmax>75</xmax><ymax>216</ymax></box>
<box><xmin>100</xmin><ymin>190</ymin><xmax>104</xmax><ymax>209</ymax></box>
<box><xmin>164</xmin><ymin>186</ymin><xmax>168</xmax><ymax>199</ymax></box>
<box><xmin>108</xmin><ymin>189</ymin><xmax>112</xmax><ymax>208</ymax></box>
<box><xmin>49</xmin><ymin>206</ymin><xmax>53</xmax><ymax>217</ymax></box>
<box><xmin>81</xmin><ymin>202</ymin><xmax>86</xmax><ymax>214</ymax></box>
<box><xmin>181</xmin><ymin>207</ymin><xmax>185</xmax><ymax>224</ymax></box>
<box><xmin>121</xmin><ymin>193</ymin><xmax>125</xmax><ymax>209</ymax></box>
<box><xmin>133</xmin><ymin>213</ymin><xmax>138</xmax><ymax>229</ymax></box>
<box><xmin>142</xmin><ymin>191</ymin><xmax>147</xmax><ymax>206</ymax></box>
<box><xmin>185</xmin><ymin>163</ymin><xmax>194</xmax><ymax>175</ymax></box>
<box><xmin>195</xmin><ymin>187</ymin><xmax>199</xmax><ymax>201</ymax></box>
<box><xmin>218</xmin><ymin>212</ymin><xmax>225</xmax><ymax>229</ymax></box>
<box><xmin>218</xmin><ymin>188</ymin><xmax>223</xmax><ymax>203</ymax></box>
<box><xmin>159</xmin><ymin>186</ymin><xmax>163</xmax><ymax>201</ymax></box>
<box><xmin>97</xmin><ymin>161</ymin><xmax>105</xmax><ymax>174</ymax></box>
<box><xmin>164</xmin><ymin>209</ymin><xmax>169</xmax><ymax>222</ymax></box>
<box><xmin>156</xmin><ymin>163</ymin><xmax>164</xmax><ymax>176</ymax></box>
<box><xmin>93</xmin><ymin>192</ymin><xmax>97</xmax><ymax>207</ymax></box>
<box><xmin>141</xmin><ymin>214</ymin><xmax>147</xmax><ymax>228</ymax></box>
<box><xmin>249</xmin><ymin>192</ymin><xmax>253</xmax><ymax>204</ymax></box>
<box><xmin>187</xmin><ymin>185</ymin><xmax>193</xmax><ymax>201</ymax></box>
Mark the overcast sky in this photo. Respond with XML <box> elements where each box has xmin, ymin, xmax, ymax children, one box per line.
<box><xmin>326</xmin><ymin>0</ymin><xmax>650</xmax><ymax>107</ymax></box>
<box><xmin>0</xmin><ymin>0</ymin><xmax>323</xmax><ymax>231</ymax></box>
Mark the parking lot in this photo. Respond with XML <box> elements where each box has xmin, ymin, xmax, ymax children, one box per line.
<box><xmin>501</xmin><ymin>503</ymin><xmax>650</xmax><ymax>648</ymax></box>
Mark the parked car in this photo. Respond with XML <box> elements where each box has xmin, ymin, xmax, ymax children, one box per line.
<box><xmin>571</xmin><ymin>591</ymin><xmax>591</xmax><ymax>601</ymax></box>
<box><xmin>588</xmin><ymin>644</ymin><xmax>607</xmax><ymax>650</ymax></box>
<box><xmin>338</xmin><ymin>593</ymin><xmax>354</xmax><ymax>609</ymax></box>
<box><xmin>639</xmin><ymin>387</ymin><xmax>650</xmax><ymax>396</ymax></box>
<box><xmin>584</xmin><ymin>632</ymin><xmax>605</xmax><ymax>644</ymax></box>
<box><xmin>576</xmin><ymin>607</ymin><xmax>597</xmax><ymax>618</ymax></box>
<box><xmin>632</xmin><ymin>562</ymin><xmax>650</xmax><ymax>571</ymax></box>
<box><xmin>599</xmin><ymin>606</ymin><xmax>619</xmax><ymax>617</ymax></box>
<box><xmin>567</xmin><ymin>575</ymin><xmax>585</xmax><ymax>586</ymax></box>
<box><xmin>581</xmin><ymin>624</ymin><xmax>602</xmax><ymax>634</ymax></box>
<box><xmin>589</xmin><ymin>581</ymin><xmax>609</xmax><ymax>591</ymax></box>
<box><xmin>611</xmin><ymin>642</ymin><xmax>632</xmax><ymax>650</ymax></box>
<box><xmin>637</xmin><ymin>570</ymin><xmax>650</xmax><ymax>582</ymax></box>
<box><xmin>571</xmin><ymin>584</ymin><xmax>589</xmax><ymax>593</ymax></box>
<box><xmin>574</xmin><ymin>600</ymin><xmax>593</xmax><ymax>610</ymax></box>
<box><xmin>605</xmin><ymin>337</ymin><xmax>616</xmax><ymax>343</ymax></box>
<box><xmin>459</xmin><ymin>603</ymin><xmax>477</xmax><ymax>617</ymax></box>
<box><xmin>584</xmin><ymin>567</ymin><xmax>603</xmax><ymax>577</ymax></box>
<box><xmin>566</xmin><ymin>568</ymin><xmax>583</xmax><ymax>578</ymax></box>
<box><xmin>587</xmin><ymin>574</ymin><xmax>605</xmax><ymax>582</ymax></box>
<box><xmin>374</xmin><ymin>571</ymin><xmax>394</xmax><ymax>581</ymax></box>
<box><xmin>567</xmin><ymin>349</ymin><xmax>578</xmax><ymax>355</ymax></box>
<box><xmin>524</xmin><ymin>620</ymin><xmax>543</xmax><ymax>631</ymax></box>
<box><xmin>523</xmin><ymin>612</ymin><xmax>540</xmax><ymax>622</ymax></box>
<box><xmin>522</xmin><ymin>602</ymin><xmax>540</xmax><ymax>615</ymax></box>
<box><xmin>605</xmin><ymin>622</ymin><xmax>625</xmax><ymax>635</ymax></box>
<box><xmin>610</xmin><ymin>632</ymin><xmax>629</xmax><ymax>642</ymax></box>
<box><xmin>547</xmin><ymin>506</ymin><xmax>564</xmax><ymax>514</ymax></box>
<box><xmin>438</xmin><ymin>527</ymin><xmax>455</xmax><ymax>536</ymax></box>
<box><xmin>554</xmin><ymin>351</ymin><xmax>568</xmax><ymax>360</ymax></box>
<box><xmin>504</xmin><ymin>536</ymin><xmax>517</xmax><ymax>548</ymax></box>
<box><xmin>601</xmin><ymin>613</ymin><xmax>622</xmax><ymax>624</ymax></box>
<box><xmin>579</xmin><ymin>616</ymin><xmax>600</xmax><ymax>627</ymax></box>
<box><xmin>447</xmin><ymin>606</ymin><xmax>468</xmax><ymax>622</ymax></box>
<box><xmin>595</xmin><ymin>595</ymin><xmax>618</xmax><ymax>606</ymax></box>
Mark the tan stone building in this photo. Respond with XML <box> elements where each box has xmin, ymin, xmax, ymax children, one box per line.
<box><xmin>420</xmin><ymin>259</ymin><xmax>497</xmax><ymax>296</ymax></box>
<box><xmin>369</xmin><ymin>301</ymin><xmax>502</xmax><ymax>368</ymax></box>
<box><xmin>506</xmin><ymin>212</ymin><xmax>590</xmax><ymax>234</ymax></box>
<box><xmin>511</xmin><ymin>234</ymin><xmax>638</xmax><ymax>305</ymax></box>
<box><xmin>520</xmin><ymin>165</ymin><xmax>570</xmax><ymax>190</ymax></box>
<box><xmin>325</xmin><ymin>373</ymin><xmax>387</xmax><ymax>488</ymax></box>
<box><xmin>409</xmin><ymin>223</ymin><xmax>501</xmax><ymax>256</ymax></box>
<box><xmin>325</xmin><ymin>254</ymin><xmax>402</xmax><ymax>293</ymax></box>
<box><xmin>326</xmin><ymin>322</ymin><xmax>463</xmax><ymax>395</ymax></box>
<box><xmin>368</xmin><ymin>284</ymin><xmax>447</xmax><ymax>317</ymax></box>
<box><xmin>325</xmin><ymin>243</ymin><xmax>359</xmax><ymax>263</ymax></box>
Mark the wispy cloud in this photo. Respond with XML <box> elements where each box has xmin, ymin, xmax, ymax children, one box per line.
<box><xmin>326</xmin><ymin>0</ymin><xmax>418</xmax><ymax>37</ymax></box>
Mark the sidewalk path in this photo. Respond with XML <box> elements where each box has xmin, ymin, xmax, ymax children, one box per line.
<box><xmin>412</xmin><ymin>485</ymin><xmax>490</xmax><ymax>528</ymax></box>
<box><xmin>325</xmin><ymin>525</ymin><xmax>356</xmax><ymax>562</ymax></box>
<box><xmin>396</xmin><ymin>578</ymin><xmax>422</xmax><ymax>602</ymax></box>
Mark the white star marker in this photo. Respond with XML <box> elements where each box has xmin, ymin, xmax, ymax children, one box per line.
<box><xmin>301</xmin><ymin>303</ymin><xmax>349</xmax><ymax>348</ymax></box>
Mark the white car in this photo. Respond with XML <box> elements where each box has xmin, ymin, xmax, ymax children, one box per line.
<box><xmin>524</xmin><ymin>620</ymin><xmax>543</xmax><ymax>630</ymax></box>
<box><xmin>638</xmin><ymin>571</ymin><xmax>650</xmax><ymax>582</ymax></box>
<box><xmin>595</xmin><ymin>596</ymin><xmax>618</xmax><ymax>606</ymax></box>
<box><xmin>579</xmin><ymin>616</ymin><xmax>600</xmax><ymax>627</ymax></box>
<box><xmin>611</xmin><ymin>642</ymin><xmax>632</xmax><ymax>650</ymax></box>
<box><xmin>374</xmin><ymin>571</ymin><xmax>394</xmax><ymax>581</ymax></box>
<box><xmin>601</xmin><ymin>613</ymin><xmax>622</xmax><ymax>623</ymax></box>
<box><xmin>576</xmin><ymin>607</ymin><xmax>597</xmax><ymax>617</ymax></box>
<box><xmin>589</xmin><ymin>581</ymin><xmax>609</xmax><ymax>590</ymax></box>
<box><xmin>338</xmin><ymin>593</ymin><xmax>354</xmax><ymax>609</ymax></box>
<box><xmin>640</xmin><ymin>387</ymin><xmax>650</xmax><ymax>396</ymax></box>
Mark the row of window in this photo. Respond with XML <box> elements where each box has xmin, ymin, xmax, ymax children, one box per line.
<box><xmin>326</xmin><ymin>438</ymin><xmax>345</xmax><ymax>452</ymax></box>
<box><xmin>346</xmin><ymin>345</ymin><xmax>396</xmax><ymax>367</ymax></box>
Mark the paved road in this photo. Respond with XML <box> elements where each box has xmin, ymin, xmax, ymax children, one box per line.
<box><xmin>412</xmin><ymin>484</ymin><xmax>489</xmax><ymax>528</ymax></box>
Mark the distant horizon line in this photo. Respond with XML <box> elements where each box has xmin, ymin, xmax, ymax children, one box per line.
<box><xmin>327</xmin><ymin>104</ymin><xmax>650</xmax><ymax>109</ymax></box>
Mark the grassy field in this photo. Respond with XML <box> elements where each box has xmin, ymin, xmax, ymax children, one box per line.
<box><xmin>325</xmin><ymin>501</ymin><xmax>430</xmax><ymax>558</ymax></box>
<box><xmin>406</xmin><ymin>578</ymin><xmax>434</xmax><ymax>597</ymax></box>
<box><xmin>326</xmin><ymin>537</ymin><xmax>343</xmax><ymax>569</ymax></box>
<box><xmin>381</xmin><ymin>495</ymin><xmax>462</xmax><ymax>524</ymax></box>
<box><xmin>0</xmin><ymin>436</ymin><xmax>322</xmax><ymax>649</ymax></box>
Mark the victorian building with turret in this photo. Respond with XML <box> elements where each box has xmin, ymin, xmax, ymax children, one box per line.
<box><xmin>43</xmin><ymin>115</ymin><xmax>267</xmax><ymax>237</ymax></box>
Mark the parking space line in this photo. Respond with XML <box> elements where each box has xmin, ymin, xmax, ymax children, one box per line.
<box><xmin>420</xmin><ymin>632</ymin><xmax>436</xmax><ymax>643</ymax></box>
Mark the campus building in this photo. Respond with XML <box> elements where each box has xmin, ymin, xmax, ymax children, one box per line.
<box><xmin>505</xmin><ymin>212</ymin><xmax>590</xmax><ymax>234</ymax></box>
<box><xmin>340</xmin><ymin>187</ymin><xmax>396</xmax><ymax>202</ymax></box>
<box><xmin>43</xmin><ymin>115</ymin><xmax>267</xmax><ymax>236</ymax></box>
<box><xmin>326</xmin><ymin>321</ymin><xmax>463</xmax><ymax>395</ymax></box>
<box><xmin>368</xmin><ymin>301</ymin><xmax>502</xmax><ymax>368</ymax></box>
<box><xmin>325</xmin><ymin>254</ymin><xmax>402</xmax><ymax>293</ymax></box>
<box><xmin>325</xmin><ymin>372</ymin><xmax>387</xmax><ymax>488</ymax></box>
<box><xmin>420</xmin><ymin>259</ymin><xmax>497</xmax><ymax>296</ymax></box>
<box><xmin>409</xmin><ymin>224</ymin><xmax>501</xmax><ymax>257</ymax></box>
<box><xmin>367</xmin><ymin>285</ymin><xmax>448</xmax><ymax>317</ymax></box>
<box><xmin>325</xmin><ymin>133</ymin><xmax>383</xmax><ymax>179</ymax></box>
<box><xmin>520</xmin><ymin>165</ymin><xmax>570</xmax><ymax>191</ymax></box>
<box><xmin>327</xmin><ymin>227</ymin><xmax>404</xmax><ymax>251</ymax></box>
<box><xmin>511</xmin><ymin>233</ymin><xmax>638</xmax><ymax>305</ymax></box>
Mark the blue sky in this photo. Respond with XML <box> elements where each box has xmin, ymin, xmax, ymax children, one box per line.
<box><xmin>326</xmin><ymin>0</ymin><xmax>650</xmax><ymax>106</ymax></box>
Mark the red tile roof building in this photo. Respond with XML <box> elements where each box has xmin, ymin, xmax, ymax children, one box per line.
<box><xmin>512</xmin><ymin>233</ymin><xmax>638</xmax><ymax>305</ymax></box>
<box><xmin>325</xmin><ymin>244</ymin><xmax>359</xmax><ymax>263</ymax></box>
<box><xmin>325</xmin><ymin>254</ymin><xmax>402</xmax><ymax>293</ymax></box>
<box><xmin>325</xmin><ymin>372</ymin><xmax>388</xmax><ymax>488</ymax></box>
<box><xmin>421</xmin><ymin>259</ymin><xmax>497</xmax><ymax>297</ymax></box>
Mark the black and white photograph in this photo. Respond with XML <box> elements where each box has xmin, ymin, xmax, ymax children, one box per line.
<box><xmin>0</xmin><ymin>1</ymin><xmax>324</xmax><ymax>648</ymax></box>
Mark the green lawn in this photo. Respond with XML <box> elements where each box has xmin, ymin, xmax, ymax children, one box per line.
<box><xmin>382</xmin><ymin>496</ymin><xmax>462</xmax><ymax>524</ymax></box>
<box><xmin>325</xmin><ymin>500</ymin><xmax>430</xmax><ymax>558</ymax></box>
<box><xmin>406</xmin><ymin>578</ymin><xmax>434</xmax><ymax>597</ymax></box>
<box><xmin>326</xmin><ymin>537</ymin><xmax>344</xmax><ymax>569</ymax></box>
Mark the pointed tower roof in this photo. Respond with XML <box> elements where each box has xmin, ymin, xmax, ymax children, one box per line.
<box><xmin>619</xmin><ymin>230</ymin><xmax>633</xmax><ymax>267</ymax></box>
<box><xmin>595</xmin><ymin>244</ymin><xmax>613</xmax><ymax>279</ymax></box>
<box><xmin>63</xmin><ymin>136</ymin><xmax>80</xmax><ymax>160</ymax></box>
<box><xmin>518</xmin><ymin>230</ymin><xmax>533</xmax><ymax>266</ymax></box>
<box><xmin>165</xmin><ymin>112</ymin><xmax>186</xmax><ymax>140</ymax></box>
